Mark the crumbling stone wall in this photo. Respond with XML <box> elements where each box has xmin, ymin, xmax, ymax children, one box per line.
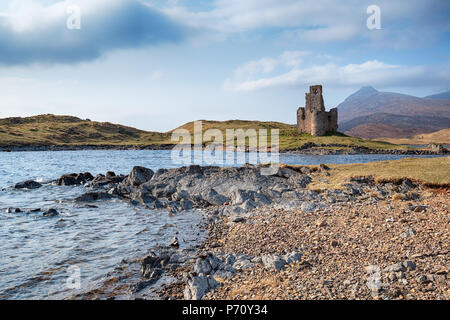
<box><xmin>297</xmin><ymin>85</ymin><xmax>338</xmax><ymax>136</ymax></box>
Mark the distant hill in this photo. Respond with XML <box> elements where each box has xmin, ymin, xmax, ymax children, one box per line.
<box><xmin>0</xmin><ymin>115</ymin><xmax>403</xmax><ymax>151</ymax></box>
<box><xmin>339</xmin><ymin>113</ymin><xmax>450</xmax><ymax>139</ymax></box>
<box><xmin>376</xmin><ymin>128</ymin><xmax>450</xmax><ymax>145</ymax></box>
<box><xmin>424</xmin><ymin>91</ymin><xmax>450</xmax><ymax>100</ymax></box>
<box><xmin>0</xmin><ymin>114</ymin><xmax>169</xmax><ymax>146</ymax></box>
<box><xmin>338</xmin><ymin>87</ymin><xmax>450</xmax><ymax>138</ymax></box>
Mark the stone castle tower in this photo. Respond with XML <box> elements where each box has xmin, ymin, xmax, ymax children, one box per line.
<box><xmin>296</xmin><ymin>85</ymin><xmax>338</xmax><ymax>136</ymax></box>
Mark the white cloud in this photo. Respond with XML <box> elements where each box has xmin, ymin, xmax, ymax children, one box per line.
<box><xmin>225</xmin><ymin>53</ymin><xmax>450</xmax><ymax>91</ymax></box>
<box><xmin>234</xmin><ymin>50</ymin><xmax>309</xmax><ymax>80</ymax></box>
<box><xmin>163</xmin><ymin>0</ymin><xmax>450</xmax><ymax>46</ymax></box>
<box><xmin>0</xmin><ymin>0</ymin><xmax>187</xmax><ymax>65</ymax></box>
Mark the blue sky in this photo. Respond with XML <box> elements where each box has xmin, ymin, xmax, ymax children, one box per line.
<box><xmin>0</xmin><ymin>0</ymin><xmax>449</xmax><ymax>131</ymax></box>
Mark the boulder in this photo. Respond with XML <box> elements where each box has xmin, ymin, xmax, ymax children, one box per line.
<box><xmin>14</xmin><ymin>180</ymin><xmax>42</xmax><ymax>189</ymax></box>
<box><xmin>127</xmin><ymin>166</ymin><xmax>154</xmax><ymax>186</ymax></box>
<box><xmin>193</xmin><ymin>258</ymin><xmax>213</xmax><ymax>276</ymax></box>
<box><xmin>232</xmin><ymin>189</ymin><xmax>254</xmax><ymax>205</ymax></box>
<box><xmin>183</xmin><ymin>275</ymin><xmax>219</xmax><ymax>300</ymax></box>
<box><xmin>57</xmin><ymin>172</ymin><xmax>94</xmax><ymax>186</ymax></box>
<box><xmin>43</xmin><ymin>208</ymin><xmax>59</xmax><ymax>217</ymax></box>
<box><xmin>202</xmin><ymin>189</ymin><xmax>229</xmax><ymax>206</ymax></box>
<box><xmin>75</xmin><ymin>192</ymin><xmax>113</xmax><ymax>202</ymax></box>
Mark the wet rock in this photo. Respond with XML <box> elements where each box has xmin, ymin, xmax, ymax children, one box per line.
<box><xmin>180</xmin><ymin>199</ymin><xmax>194</xmax><ymax>210</ymax></box>
<box><xmin>152</xmin><ymin>168</ymin><xmax>168</xmax><ymax>180</ymax></box>
<box><xmin>57</xmin><ymin>172</ymin><xmax>93</xmax><ymax>186</ymax></box>
<box><xmin>43</xmin><ymin>208</ymin><xmax>59</xmax><ymax>217</ymax></box>
<box><xmin>106</xmin><ymin>171</ymin><xmax>116</xmax><ymax>178</ymax></box>
<box><xmin>170</xmin><ymin>237</ymin><xmax>179</xmax><ymax>248</ymax></box>
<box><xmin>14</xmin><ymin>180</ymin><xmax>42</xmax><ymax>189</ymax></box>
<box><xmin>75</xmin><ymin>191</ymin><xmax>114</xmax><ymax>202</ymax></box>
<box><xmin>6</xmin><ymin>207</ymin><xmax>22</xmax><ymax>213</ymax></box>
<box><xmin>126</xmin><ymin>166</ymin><xmax>154</xmax><ymax>186</ymax></box>
<box><xmin>151</xmin><ymin>183</ymin><xmax>176</xmax><ymax>198</ymax></box>
<box><xmin>261</xmin><ymin>254</ymin><xmax>286</xmax><ymax>272</ymax></box>
<box><xmin>140</xmin><ymin>254</ymin><xmax>170</xmax><ymax>279</ymax></box>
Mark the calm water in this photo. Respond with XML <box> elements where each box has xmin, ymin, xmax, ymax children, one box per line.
<box><xmin>0</xmin><ymin>150</ymin><xmax>446</xmax><ymax>299</ymax></box>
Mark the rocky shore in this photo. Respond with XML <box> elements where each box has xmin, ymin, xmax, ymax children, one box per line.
<box><xmin>11</xmin><ymin>163</ymin><xmax>449</xmax><ymax>300</ymax></box>
<box><xmin>0</xmin><ymin>143</ymin><xmax>447</xmax><ymax>155</ymax></box>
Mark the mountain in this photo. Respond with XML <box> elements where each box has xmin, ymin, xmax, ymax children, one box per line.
<box><xmin>424</xmin><ymin>91</ymin><xmax>450</xmax><ymax>100</ymax></box>
<box><xmin>338</xmin><ymin>87</ymin><xmax>450</xmax><ymax>139</ymax></box>
<box><xmin>340</xmin><ymin>113</ymin><xmax>450</xmax><ymax>139</ymax></box>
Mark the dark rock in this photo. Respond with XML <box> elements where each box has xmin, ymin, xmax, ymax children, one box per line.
<box><xmin>57</xmin><ymin>172</ymin><xmax>94</xmax><ymax>186</ymax></box>
<box><xmin>202</xmin><ymin>189</ymin><xmax>229</xmax><ymax>206</ymax></box>
<box><xmin>170</xmin><ymin>237</ymin><xmax>179</xmax><ymax>248</ymax></box>
<box><xmin>106</xmin><ymin>171</ymin><xmax>116</xmax><ymax>178</ymax></box>
<box><xmin>75</xmin><ymin>192</ymin><xmax>113</xmax><ymax>202</ymax></box>
<box><xmin>14</xmin><ymin>180</ymin><xmax>42</xmax><ymax>189</ymax></box>
<box><xmin>43</xmin><ymin>208</ymin><xmax>59</xmax><ymax>217</ymax></box>
<box><xmin>140</xmin><ymin>254</ymin><xmax>170</xmax><ymax>279</ymax></box>
<box><xmin>126</xmin><ymin>166</ymin><xmax>154</xmax><ymax>186</ymax></box>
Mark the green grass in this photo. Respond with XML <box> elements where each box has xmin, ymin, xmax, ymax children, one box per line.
<box><xmin>0</xmin><ymin>115</ymin><xmax>408</xmax><ymax>151</ymax></box>
<box><xmin>170</xmin><ymin>120</ymin><xmax>408</xmax><ymax>151</ymax></box>
<box><xmin>0</xmin><ymin>114</ymin><xmax>170</xmax><ymax>146</ymax></box>
<box><xmin>283</xmin><ymin>157</ymin><xmax>450</xmax><ymax>189</ymax></box>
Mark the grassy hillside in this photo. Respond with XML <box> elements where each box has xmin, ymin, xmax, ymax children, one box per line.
<box><xmin>376</xmin><ymin>128</ymin><xmax>450</xmax><ymax>145</ymax></box>
<box><xmin>172</xmin><ymin>120</ymin><xmax>408</xmax><ymax>151</ymax></box>
<box><xmin>283</xmin><ymin>157</ymin><xmax>450</xmax><ymax>189</ymax></box>
<box><xmin>0</xmin><ymin>114</ymin><xmax>170</xmax><ymax>146</ymax></box>
<box><xmin>0</xmin><ymin>115</ymin><xmax>407</xmax><ymax>151</ymax></box>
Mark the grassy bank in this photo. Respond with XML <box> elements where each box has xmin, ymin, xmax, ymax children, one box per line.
<box><xmin>285</xmin><ymin>157</ymin><xmax>450</xmax><ymax>189</ymax></box>
<box><xmin>376</xmin><ymin>128</ymin><xmax>450</xmax><ymax>146</ymax></box>
<box><xmin>0</xmin><ymin>115</ymin><xmax>408</xmax><ymax>151</ymax></box>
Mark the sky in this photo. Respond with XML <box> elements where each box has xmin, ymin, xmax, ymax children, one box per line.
<box><xmin>0</xmin><ymin>0</ymin><xmax>449</xmax><ymax>132</ymax></box>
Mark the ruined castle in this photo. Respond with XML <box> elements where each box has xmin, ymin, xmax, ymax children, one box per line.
<box><xmin>297</xmin><ymin>85</ymin><xmax>338</xmax><ymax>136</ymax></box>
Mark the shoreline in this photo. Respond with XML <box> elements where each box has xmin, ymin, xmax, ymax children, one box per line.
<box><xmin>0</xmin><ymin>143</ymin><xmax>447</xmax><ymax>155</ymax></box>
<box><xmin>5</xmin><ymin>158</ymin><xmax>450</xmax><ymax>300</ymax></box>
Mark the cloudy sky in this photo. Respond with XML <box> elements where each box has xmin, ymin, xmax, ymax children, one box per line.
<box><xmin>0</xmin><ymin>0</ymin><xmax>449</xmax><ymax>131</ymax></box>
